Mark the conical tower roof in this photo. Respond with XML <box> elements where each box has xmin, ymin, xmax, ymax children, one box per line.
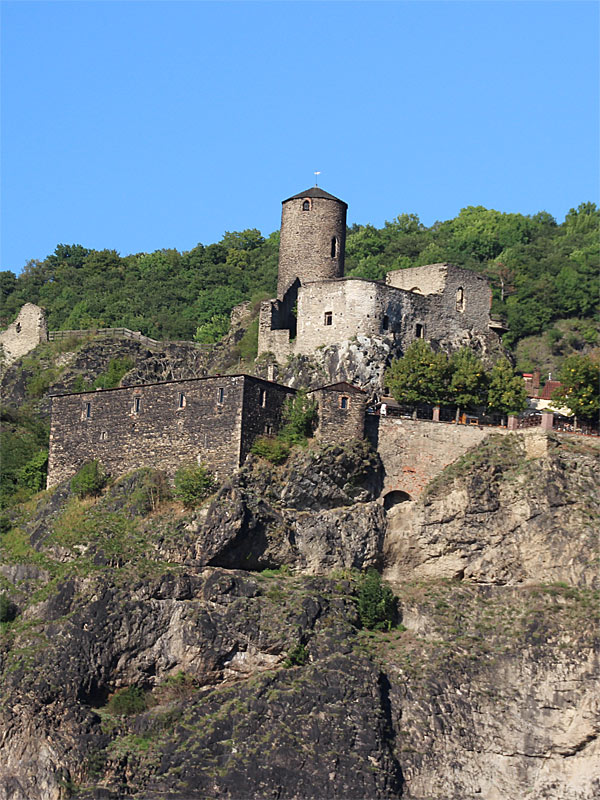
<box><xmin>283</xmin><ymin>187</ymin><xmax>347</xmax><ymax>206</ymax></box>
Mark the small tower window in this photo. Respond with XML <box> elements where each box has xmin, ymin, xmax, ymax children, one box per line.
<box><xmin>217</xmin><ymin>387</ymin><xmax>224</xmax><ymax>405</ymax></box>
<box><xmin>265</xmin><ymin>423</ymin><xmax>274</xmax><ymax>435</ymax></box>
<box><xmin>133</xmin><ymin>396</ymin><xmax>141</xmax><ymax>414</ymax></box>
<box><xmin>331</xmin><ymin>237</ymin><xmax>338</xmax><ymax>258</ymax></box>
<box><xmin>324</xmin><ymin>311</ymin><xmax>333</xmax><ymax>326</ymax></box>
<box><xmin>456</xmin><ymin>287</ymin><xmax>465</xmax><ymax>312</ymax></box>
<box><xmin>415</xmin><ymin>323</ymin><xmax>424</xmax><ymax>339</ymax></box>
<box><xmin>178</xmin><ymin>392</ymin><xmax>186</xmax><ymax>409</ymax></box>
<box><xmin>260</xmin><ymin>388</ymin><xmax>267</xmax><ymax>408</ymax></box>
<box><xmin>302</xmin><ymin>199</ymin><xmax>311</xmax><ymax>211</ymax></box>
<box><xmin>83</xmin><ymin>402</ymin><xmax>91</xmax><ymax>419</ymax></box>
<box><xmin>100</xmin><ymin>431</ymin><xmax>108</xmax><ymax>441</ymax></box>
<box><xmin>339</xmin><ymin>396</ymin><xmax>349</xmax><ymax>410</ymax></box>
<box><xmin>382</xmin><ymin>315</ymin><xmax>389</xmax><ymax>331</ymax></box>
<box><xmin>15</xmin><ymin>323</ymin><xmax>21</xmax><ymax>334</ymax></box>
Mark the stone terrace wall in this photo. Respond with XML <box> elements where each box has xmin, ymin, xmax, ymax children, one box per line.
<box><xmin>48</xmin><ymin>376</ymin><xmax>250</xmax><ymax>488</ymax></box>
<box><xmin>0</xmin><ymin>304</ymin><xmax>48</xmax><ymax>368</ymax></box>
<box><xmin>375</xmin><ymin>416</ymin><xmax>504</xmax><ymax>499</ymax></box>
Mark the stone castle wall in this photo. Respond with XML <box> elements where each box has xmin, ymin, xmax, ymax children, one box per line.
<box><xmin>0</xmin><ymin>304</ymin><xmax>48</xmax><ymax>368</ymax></box>
<box><xmin>311</xmin><ymin>386</ymin><xmax>366</xmax><ymax>444</ymax></box>
<box><xmin>47</xmin><ymin>375</ymin><xmax>293</xmax><ymax>488</ymax></box>
<box><xmin>375</xmin><ymin>416</ymin><xmax>503</xmax><ymax>499</ymax></box>
<box><xmin>277</xmin><ymin>196</ymin><xmax>346</xmax><ymax>299</ymax></box>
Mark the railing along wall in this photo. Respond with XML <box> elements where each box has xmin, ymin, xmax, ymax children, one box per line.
<box><xmin>48</xmin><ymin>327</ymin><xmax>215</xmax><ymax>351</ymax></box>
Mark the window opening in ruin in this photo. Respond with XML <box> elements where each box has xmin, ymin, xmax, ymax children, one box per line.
<box><xmin>331</xmin><ymin>237</ymin><xmax>337</xmax><ymax>258</ymax></box>
<box><xmin>339</xmin><ymin>396</ymin><xmax>349</xmax><ymax>410</ymax></box>
<box><xmin>324</xmin><ymin>311</ymin><xmax>333</xmax><ymax>326</ymax></box>
<box><xmin>302</xmin><ymin>200</ymin><xmax>310</xmax><ymax>211</ymax></box>
<box><xmin>217</xmin><ymin>387</ymin><xmax>224</xmax><ymax>404</ymax></box>
<box><xmin>415</xmin><ymin>323</ymin><xmax>424</xmax><ymax>338</ymax></box>
<box><xmin>15</xmin><ymin>323</ymin><xmax>21</xmax><ymax>334</ymax></box>
<box><xmin>133</xmin><ymin>397</ymin><xmax>141</xmax><ymax>414</ymax></box>
<box><xmin>100</xmin><ymin>431</ymin><xmax>108</xmax><ymax>441</ymax></box>
<box><xmin>85</xmin><ymin>402</ymin><xmax>91</xmax><ymax>419</ymax></box>
<box><xmin>382</xmin><ymin>315</ymin><xmax>389</xmax><ymax>331</ymax></box>
<box><xmin>456</xmin><ymin>287</ymin><xmax>465</xmax><ymax>312</ymax></box>
<box><xmin>178</xmin><ymin>392</ymin><xmax>186</xmax><ymax>409</ymax></box>
<box><xmin>260</xmin><ymin>388</ymin><xmax>267</xmax><ymax>408</ymax></box>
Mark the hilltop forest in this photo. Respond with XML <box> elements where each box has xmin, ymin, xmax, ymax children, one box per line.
<box><xmin>1</xmin><ymin>202</ymin><xmax>598</xmax><ymax>355</ymax></box>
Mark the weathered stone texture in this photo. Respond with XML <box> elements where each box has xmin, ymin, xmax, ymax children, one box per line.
<box><xmin>277</xmin><ymin>195</ymin><xmax>346</xmax><ymax>299</ymax></box>
<box><xmin>47</xmin><ymin>375</ymin><xmax>293</xmax><ymax>487</ymax></box>
<box><xmin>376</xmin><ymin>416</ymin><xmax>501</xmax><ymax>499</ymax></box>
<box><xmin>310</xmin><ymin>383</ymin><xmax>366</xmax><ymax>444</ymax></box>
<box><xmin>0</xmin><ymin>303</ymin><xmax>48</xmax><ymax>368</ymax></box>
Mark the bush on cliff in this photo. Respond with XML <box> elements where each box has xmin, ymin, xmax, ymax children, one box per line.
<box><xmin>106</xmin><ymin>686</ymin><xmax>148</xmax><ymax>716</ymax></box>
<box><xmin>251</xmin><ymin>436</ymin><xmax>290</xmax><ymax>464</ymax></box>
<box><xmin>174</xmin><ymin>463</ymin><xmax>216</xmax><ymax>508</ymax></box>
<box><xmin>70</xmin><ymin>460</ymin><xmax>107</xmax><ymax>499</ymax></box>
<box><xmin>357</xmin><ymin>569</ymin><xmax>397</xmax><ymax>631</ymax></box>
<box><xmin>279</xmin><ymin>389</ymin><xmax>318</xmax><ymax>446</ymax></box>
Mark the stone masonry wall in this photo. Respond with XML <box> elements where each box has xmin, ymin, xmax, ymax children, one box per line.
<box><xmin>240</xmin><ymin>378</ymin><xmax>295</xmax><ymax>463</ymax></box>
<box><xmin>47</xmin><ymin>376</ymin><xmax>291</xmax><ymax>488</ymax></box>
<box><xmin>0</xmin><ymin>304</ymin><xmax>48</xmax><ymax>368</ymax></box>
<box><xmin>311</xmin><ymin>387</ymin><xmax>366</xmax><ymax>445</ymax></box>
<box><xmin>277</xmin><ymin>196</ymin><xmax>346</xmax><ymax>299</ymax></box>
<box><xmin>376</xmin><ymin>416</ymin><xmax>505</xmax><ymax>499</ymax></box>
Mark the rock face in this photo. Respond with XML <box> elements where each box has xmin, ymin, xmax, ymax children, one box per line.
<box><xmin>383</xmin><ymin>434</ymin><xmax>600</xmax><ymax>587</ymax></box>
<box><xmin>0</xmin><ymin>436</ymin><xmax>598</xmax><ymax>800</ymax></box>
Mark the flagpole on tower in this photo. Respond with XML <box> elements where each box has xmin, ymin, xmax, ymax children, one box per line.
<box><xmin>314</xmin><ymin>171</ymin><xmax>321</xmax><ymax>186</ymax></box>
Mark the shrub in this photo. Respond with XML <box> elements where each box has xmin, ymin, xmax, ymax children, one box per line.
<box><xmin>279</xmin><ymin>389</ymin><xmax>318</xmax><ymax>445</ymax></box>
<box><xmin>106</xmin><ymin>686</ymin><xmax>147</xmax><ymax>716</ymax></box>
<box><xmin>16</xmin><ymin>449</ymin><xmax>48</xmax><ymax>493</ymax></box>
<box><xmin>283</xmin><ymin>643</ymin><xmax>308</xmax><ymax>668</ymax></box>
<box><xmin>251</xmin><ymin>436</ymin><xmax>290</xmax><ymax>465</ymax></box>
<box><xmin>357</xmin><ymin>569</ymin><xmax>397</xmax><ymax>630</ymax></box>
<box><xmin>173</xmin><ymin>463</ymin><xmax>216</xmax><ymax>508</ymax></box>
<box><xmin>93</xmin><ymin>357</ymin><xmax>135</xmax><ymax>390</ymax></box>
<box><xmin>70</xmin><ymin>460</ymin><xmax>107</xmax><ymax>499</ymax></box>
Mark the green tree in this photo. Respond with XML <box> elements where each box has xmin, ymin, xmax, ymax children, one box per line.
<box><xmin>551</xmin><ymin>353</ymin><xmax>600</xmax><ymax>422</ymax></box>
<box><xmin>356</xmin><ymin>569</ymin><xmax>397</xmax><ymax>630</ymax></box>
<box><xmin>486</xmin><ymin>358</ymin><xmax>528</xmax><ymax>416</ymax></box>
<box><xmin>70</xmin><ymin>461</ymin><xmax>107</xmax><ymax>499</ymax></box>
<box><xmin>385</xmin><ymin>340</ymin><xmax>450</xmax><ymax>407</ymax></box>
<box><xmin>173</xmin><ymin>463</ymin><xmax>216</xmax><ymax>508</ymax></box>
<box><xmin>194</xmin><ymin>314</ymin><xmax>230</xmax><ymax>344</ymax></box>
<box><xmin>279</xmin><ymin>390</ymin><xmax>318</xmax><ymax>445</ymax></box>
<box><xmin>449</xmin><ymin>348</ymin><xmax>488</xmax><ymax>413</ymax></box>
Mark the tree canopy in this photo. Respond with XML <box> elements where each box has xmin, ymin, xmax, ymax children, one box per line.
<box><xmin>1</xmin><ymin>202</ymin><xmax>597</xmax><ymax>350</ymax></box>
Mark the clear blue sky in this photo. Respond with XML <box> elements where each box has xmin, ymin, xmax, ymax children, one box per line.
<box><xmin>1</xmin><ymin>0</ymin><xmax>598</xmax><ymax>273</ymax></box>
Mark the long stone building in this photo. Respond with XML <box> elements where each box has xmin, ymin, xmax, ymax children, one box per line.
<box><xmin>259</xmin><ymin>186</ymin><xmax>506</xmax><ymax>363</ymax></box>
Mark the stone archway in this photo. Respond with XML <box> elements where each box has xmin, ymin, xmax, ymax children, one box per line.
<box><xmin>383</xmin><ymin>490</ymin><xmax>412</xmax><ymax>511</ymax></box>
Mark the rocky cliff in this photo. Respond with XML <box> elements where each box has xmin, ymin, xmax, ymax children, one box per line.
<box><xmin>1</xmin><ymin>434</ymin><xmax>598</xmax><ymax>800</ymax></box>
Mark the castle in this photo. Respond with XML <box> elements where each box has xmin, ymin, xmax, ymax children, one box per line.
<box><xmin>258</xmin><ymin>186</ymin><xmax>506</xmax><ymax>363</ymax></box>
<box><xmin>47</xmin><ymin>185</ymin><xmax>506</xmax><ymax>490</ymax></box>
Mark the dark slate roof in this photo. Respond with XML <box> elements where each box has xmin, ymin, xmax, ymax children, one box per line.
<box><xmin>283</xmin><ymin>187</ymin><xmax>347</xmax><ymax>206</ymax></box>
<box><xmin>312</xmin><ymin>382</ymin><xmax>366</xmax><ymax>394</ymax></box>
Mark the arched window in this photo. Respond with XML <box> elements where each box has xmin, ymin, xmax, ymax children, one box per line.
<box><xmin>331</xmin><ymin>237</ymin><xmax>337</xmax><ymax>258</ymax></box>
<box><xmin>302</xmin><ymin>200</ymin><xmax>310</xmax><ymax>211</ymax></box>
<box><xmin>456</xmin><ymin>287</ymin><xmax>465</xmax><ymax>312</ymax></box>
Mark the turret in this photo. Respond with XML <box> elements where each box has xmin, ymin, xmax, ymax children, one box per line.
<box><xmin>277</xmin><ymin>187</ymin><xmax>347</xmax><ymax>299</ymax></box>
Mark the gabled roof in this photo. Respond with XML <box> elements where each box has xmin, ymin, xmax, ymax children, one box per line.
<box><xmin>312</xmin><ymin>381</ymin><xmax>366</xmax><ymax>394</ymax></box>
<box><xmin>283</xmin><ymin>187</ymin><xmax>347</xmax><ymax>206</ymax></box>
<box><xmin>540</xmin><ymin>380</ymin><xmax>562</xmax><ymax>400</ymax></box>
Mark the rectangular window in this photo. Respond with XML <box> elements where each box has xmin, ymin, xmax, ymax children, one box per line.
<box><xmin>340</xmin><ymin>396</ymin><xmax>349</xmax><ymax>410</ymax></box>
<box><xmin>178</xmin><ymin>392</ymin><xmax>186</xmax><ymax>409</ymax></box>
<box><xmin>83</xmin><ymin>402</ymin><xmax>91</xmax><ymax>419</ymax></box>
<box><xmin>260</xmin><ymin>388</ymin><xmax>266</xmax><ymax>408</ymax></box>
<box><xmin>100</xmin><ymin>431</ymin><xmax>108</xmax><ymax>441</ymax></box>
<box><xmin>324</xmin><ymin>311</ymin><xmax>333</xmax><ymax>326</ymax></box>
<box><xmin>265</xmin><ymin>423</ymin><xmax>273</xmax><ymax>435</ymax></box>
<box><xmin>217</xmin><ymin>387</ymin><xmax>224</xmax><ymax>405</ymax></box>
<box><xmin>133</xmin><ymin>397</ymin><xmax>141</xmax><ymax>414</ymax></box>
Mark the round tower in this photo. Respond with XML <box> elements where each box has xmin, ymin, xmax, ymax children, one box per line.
<box><xmin>277</xmin><ymin>187</ymin><xmax>347</xmax><ymax>299</ymax></box>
